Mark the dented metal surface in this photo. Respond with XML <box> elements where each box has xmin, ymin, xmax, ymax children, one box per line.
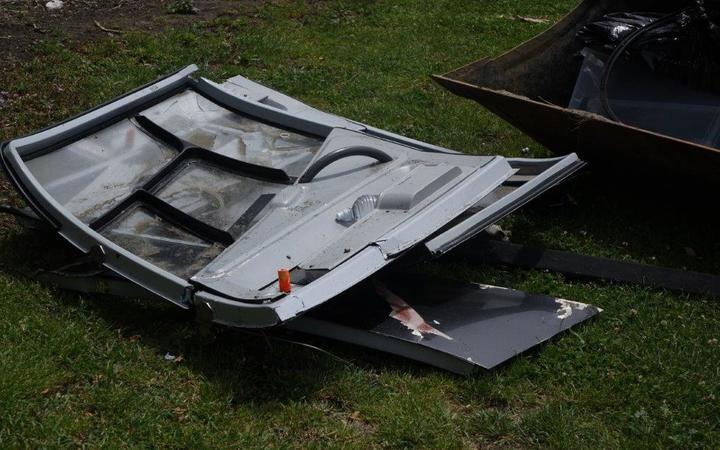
<box><xmin>142</xmin><ymin>90</ymin><xmax>324</xmax><ymax>177</ymax></box>
<box><xmin>1</xmin><ymin>65</ymin><xmax>584</xmax><ymax>329</ymax></box>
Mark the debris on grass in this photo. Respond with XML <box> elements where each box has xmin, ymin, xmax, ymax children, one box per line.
<box><xmin>485</xmin><ymin>224</ymin><xmax>511</xmax><ymax>241</ymax></box>
<box><xmin>45</xmin><ymin>0</ymin><xmax>64</xmax><ymax>11</ymax></box>
<box><xmin>515</xmin><ymin>15</ymin><xmax>549</xmax><ymax>24</ymax></box>
<box><xmin>0</xmin><ymin>66</ymin><xmax>595</xmax><ymax>375</ymax></box>
<box><xmin>164</xmin><ymin>352</ymin><xmax>184</xmax><ymax>363</ymax></box>
<box><xmin>94</xmin><ymin>20</ymin><xmax>124</xmax><ymax>34</ymax></box>
<box><xmin>497</xmin><ymin>15</ymin><xmax>549</xmax><ymax>24</ymax></box>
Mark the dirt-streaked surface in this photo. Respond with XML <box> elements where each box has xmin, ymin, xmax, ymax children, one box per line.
<box><xmin>0</xmin><ymin>0</ymin><xmax>253</xmax><ymax>61</ymax></box>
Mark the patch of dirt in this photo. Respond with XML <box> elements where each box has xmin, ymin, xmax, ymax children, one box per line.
<box><xmin>0</xmin><ymin>0</ymin><xmax>255</xmax><ymax>61</ymax></box>
<box><xmin>0</xmin><ymin>0</ymin><xmax>258</xmax><ymax>221</ymax></box>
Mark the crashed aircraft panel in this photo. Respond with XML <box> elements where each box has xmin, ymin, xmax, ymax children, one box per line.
<box><xmin>1</xmin><ymin>65</ymin><xmax>584</xmax><ymax>327</ymax></box>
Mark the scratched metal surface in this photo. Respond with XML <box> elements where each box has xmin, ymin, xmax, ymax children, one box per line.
<box><xmin>304</xmin><ymin>275</ymin><xmax>600</xmax><ymax>371</ymax></box>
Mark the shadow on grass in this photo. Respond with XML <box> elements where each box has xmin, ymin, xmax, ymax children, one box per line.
<box><xmin>0</xmin><ymin>163</ymin><xmax>716</xmax><ymax>406</ymax></box>
<box><xmin>0</xmin><ymin>225</ymin><xmax>443</xmax><ymax>405</ymax></box>
<box><xmin>64</xmin><ymin>288</ymin><xmax>445</xmax><ymax>405</ymax></box>
<box><xmin>506</xmin><ymin>164</ymin><xmax>720</xmax><ymax>274</ymax></box>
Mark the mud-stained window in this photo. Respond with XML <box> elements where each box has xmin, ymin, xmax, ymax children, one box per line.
<box><xmin>20</xmin><ymin>88</ymin><xmax>315</xmax><ymax>280</ymax></box>
<box><xmin>25</xmin><ymin>120</ymin><xmax>176</xmax><ymax>223</ymax></box>
<box><xmin>141</xmin><ymin>91</ymin><xmax>323</xmax><ymax>177</ymax></box>
<box><xmin>153</xmin><ymin>159</ymin><xmax>282</xmax><ymax>235</ymax></box>
<box><xmin>100</xmin><ymin>204</ymin><xmax>224</xmax><ymax>279</ymax></box>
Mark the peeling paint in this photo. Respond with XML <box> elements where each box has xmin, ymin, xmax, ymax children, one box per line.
<box><xmin>555</xmin><ymin>298</ymin><xmax>588</xmax><ymax>320</ymax></box>
<box><xmin>374</xmin><ymin>281</ymin><xmax>452</xmax><ymax>340</ymax></box>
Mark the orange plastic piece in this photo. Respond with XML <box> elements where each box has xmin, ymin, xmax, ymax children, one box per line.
<box><xmin>278</xmin><ymin>268</ymin><xmax>292</xmax><ymax>293</ymax></box>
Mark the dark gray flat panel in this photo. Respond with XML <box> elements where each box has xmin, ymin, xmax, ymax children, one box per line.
<box><xmin>299</xmin><ymin>275</ymin><xmax>599</xmax><ymax>372</ymax></box>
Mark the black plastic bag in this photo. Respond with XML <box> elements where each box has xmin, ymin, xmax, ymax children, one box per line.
<box><xmin>577</xmin><ymin>12</ymin><xmax>665</xmax><ymax>52</ymax></box>
<box><xmin>577</xmin><ymin>4</ymin><xmax>720</xmax><ymax>90</ymax></box>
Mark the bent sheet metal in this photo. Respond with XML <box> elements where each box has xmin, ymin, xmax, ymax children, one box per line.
<box><xmin>1</xmin><ymin>66</ymin><xmax>598</xmax><ymax>373</ymax></box>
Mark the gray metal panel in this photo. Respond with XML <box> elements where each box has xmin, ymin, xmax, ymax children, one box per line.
<box><xmin>1</xmin><ymin>67</ymin><xmax>201</xmax><ymax>307</ymax></box>
<box><xmin>425</xmin><ymin>154</ymin><xmax>584</xmax><ymax>255</ymax></box>
<box><xmin>1</xmin><ymin>66</ymin><xmax>586</xmax><ymax>329</ymax></box>
<box><xmin>196</xmin><ymin>245</ymin><xmax>389</xmax><ymax>325</ymax></box>
<box><xmin>24</xmin><ymin>119</ymin><xmax>178</xmax><ymax>223</ymax></box>
<box><xmin>221</xmin><ymin>75</ymin><xmax>366</xmax><ymax>132</ymax></box>
<box><xmin>376</xmin><ymin>158</ymin><xmax>515</xmax><ymax>257</ymax></box>
<box><xmin>195</xmin><ymin>78</ymin><xmax>365</xmax><ymax>137</ymax></box>
<box><xmin>301</xmin><ymin>164</ymin><xmax>477</xmax><ymax>271</ymax></box>
<box><xmin>190</xmin><ymin>128</ymin><xmax>414</xmax><ymax>292</ymax></box>
<box><xmin>2</xmin><ymin>147</ymin><xmax>193</xmax><ymax>306</ymax></box>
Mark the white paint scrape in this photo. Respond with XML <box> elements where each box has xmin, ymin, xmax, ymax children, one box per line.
<box><xmin>555</xmin><ymin>298</ymin><xmax>588</xmax><ymax>320</ymax></box>
<box><xmin>476</xmin><ymin>283</ymin><xmax>510</xmax><ymax>291</ymax></box>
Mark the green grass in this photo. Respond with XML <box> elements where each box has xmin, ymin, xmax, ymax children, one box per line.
<box><xmin>1</xmin><ymin>0</ymin><xmax>720</xmax><ymax>448</ymax></box>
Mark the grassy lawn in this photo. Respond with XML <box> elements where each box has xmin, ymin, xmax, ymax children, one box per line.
<box><xmin>1</xmin><ymin>0</ymin><xmax>719</xmax><ymax>448</ymax></box>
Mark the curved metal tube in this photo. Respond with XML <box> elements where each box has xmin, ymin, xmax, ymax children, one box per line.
<box><xmin>298</xmin><ymin>146</ymin><xmax>393</xmax><ymax>183</ymax></box>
